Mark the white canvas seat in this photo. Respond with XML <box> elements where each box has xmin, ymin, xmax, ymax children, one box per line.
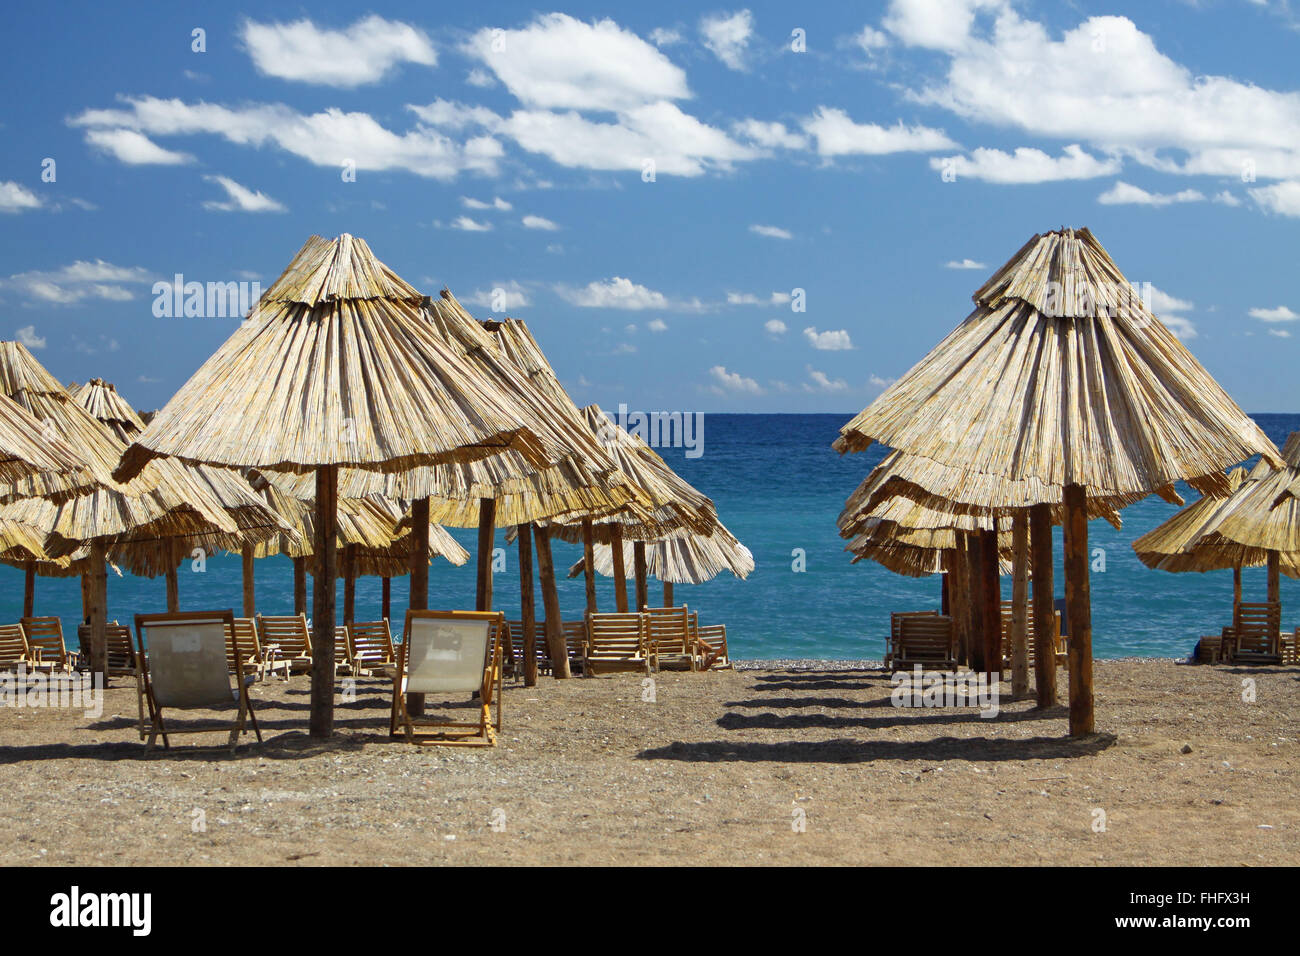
<box><xmin>389</xmin><ymin>610</ymin><xmax>504</xmax><ymax>746</ymax></box>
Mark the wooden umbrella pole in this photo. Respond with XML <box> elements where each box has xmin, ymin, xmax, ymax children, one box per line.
<box><xmin>534</xmin><ymin>525</ymin><xmax>571</xmax><ymax>678</ymax></box>
<box><xmin>23</xmin><ymin>560</ymin><xmax>35</xmax><ymax>618</ymax></box>
<box><xmin>949</xmin><ymin>537</ymin><xmax>968</xmax><ymax>665</ymax></box>
<box><xmin>1029</xmin><ymin>502</ymin><xmax>1057</xmax><ymax>708</ymax></box>
<box><xmin>343</xmin><ymin>543</ymin><xmax>357</xmax><ymax>625</ymax></box>
<box><xmin>241</xmin><ymin>544</ymin><xmax>256</xmax><ymax>618</ymax></box>
<box><xmin>476</xmin><ymin>498</ymin><xmax>496</xmax><ymax>611</ymax></box>
<box><xmin>293</xmin><ymin>556</ymin><xmax>307</xmax><ymax>615</ymax></box>
<box><xmin>663</xmin><ymin>580</ymin><xmax>674</xmax><ymax>608</ymax></box>
<box><xmin>581</xmin><ymin>518</ymin><xmax>598</xmax><ymax>615</ymax></box>
<box><xmin>518</xmin><ymin>523</ymin><xmax>538</xmax><ymax>687</ymax></box>
<box><xmin>88</xmin><ymin>539</ymin><xmax>108</xmax><ymax>684</ymax></box>
<box><xmin>309</xmin><ymin>465</ymin><xmax>338</xmax><ymax>739</ymax></box>
<box><xmin>980</xmin><ymin>523</ymin><xmax>1001</xmax><ymax>680</ymax></box>
<box><xmin>1267</xmin><ymin>551</ymin><xmax>1280</xmax><ymax>604</ymax></box>
<box><xmin>633</xmin><ymin>541</ymin><xmax>649</xmax><ymax>611</ymax></box>
<box><xmin>1063</xmin><ymin>483</ymin><xmax>1094</xmax><ymax>736</ymax></box>
<box><xmin>1010</xmin><ymin>511</ymin><xmax>1030</xmax><ymax>699</ymax></box>
<box><xmin>407</xmin><ymin>496</ymin><xmax>430</xmax><ymax>717</ymax></box>
<box><xmin>610</xmin><ymin>524</ymin><xmax>629</xmax><ymax>613</ymax></box>
<box><xmin>967</xmin><ymin>532</ymin><xmax>986</xmax><ymax>672</ymax></box>
<box><xmin>940</xmin><ymin>571</ymin><xmax>950</xmax><ymax>617</ymax></box>
<box><xmin>80</xmin><ymin>572</ymin><xmax>91</xmax><ymax>624</ymax></box>
<box><xmin>1232</xmin><ymin>563</ymin><xmax>1242</xmax><ymax>614</ymax></box>
<box><xmin>381</xmin><ymin>576</ymin><xmax>391</xmax><ymax>623</ymax></box>
<box><xmin>165</xmin><ymin>541</ymin><xmax>179</xmax><ymax>613</ymax></box>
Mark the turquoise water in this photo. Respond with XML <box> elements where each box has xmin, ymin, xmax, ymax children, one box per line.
<box><xmin>5</xmin><ymin>413</ymin><xmax>1298</xmax><ymax>660</ymax></box>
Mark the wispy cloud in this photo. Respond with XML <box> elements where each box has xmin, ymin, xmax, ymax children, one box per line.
<box><xmin>241</xmin><ymin>15</ymin><xmax>436</xmax><ymax>87</ymax></box>
<box><xmin>202</xmin><ymin>175</ymin><xmax>285</xmax><ymax>212</ymax></box>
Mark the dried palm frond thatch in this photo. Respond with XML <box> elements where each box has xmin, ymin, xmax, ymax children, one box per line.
<box><xmin>567</xmin><ymin>522</ymin><xmax>753</xmax><ymax>585</ymax></box>
<box><xmin>0</xmin><ymin>390</ymin><xmax>91</xmax><ymax>502</ymax></box>
<box><xmin>833</xmin><ymin>228</ymin><xmax>1279</xmax><ymax>512</ymax></box>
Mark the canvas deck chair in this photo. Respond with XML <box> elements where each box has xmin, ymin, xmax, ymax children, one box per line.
<box><xmin>583</xmin><ymin>611</ymin><xmax>650</xmax><ymax>677</ymax></box>
<box><xmin>1224</xmin><ymin>601</ymin><xmax>1283</xmax><ymax>664</ymax></box>
<box><xmin>0</xmin><ymin>623</ymin><xmax>41</xmax><ymax>674</ymax></box>
<box><xmin>643</xmin><ymin>605</ymin><xmax>696</xmax><ymax>672</ymax></box>
<box><xmin>256</xmin><ymin>614</ymin><xmax>312</xmax><ymax>675</ymax></box>
<box><xmin>389</xmin><ymin>610</ymin><xmax>505</xmax><ymax>746</ymax></box>
<box><xmin>893</xmin><ymin>615</ymin><xmax>958</xmax><ymax>672</ymax></box>
<box><xmin>691</xmin><ymin>615</ymin><xmax>733</xmax><ymax>670</ymax></box>
<box><xmin>887</xmin><ymin>611</ymin><xmax>938</xmax><ymax>670</ymax></box>
<box><xmin>134</xmin><ymin>610</ymin><xmax>261</xmax><ymax>752</ymax></box>
<box><xmin>347</xmin><ymin>620</ymin><xmax>397</xmax><ymax>677</ymax></box>
<box><xmin>21</xmin><ymin>617</ymin><xmax>76</xmax><ymax>673</ymax></box>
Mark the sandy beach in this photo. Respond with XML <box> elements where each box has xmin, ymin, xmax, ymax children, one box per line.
<box><xmin>1</xmin><ymin>659</ymin><xmax>1296</xmax><ymax>866</ymax></box>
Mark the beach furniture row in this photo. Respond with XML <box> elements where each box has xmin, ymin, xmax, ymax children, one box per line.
<box><xmin>885</xmin><ymin>606</ymin><xmax>1069</xmax><ymax>674</ymax></box>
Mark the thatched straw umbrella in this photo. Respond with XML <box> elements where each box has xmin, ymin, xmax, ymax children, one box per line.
<box><xmin>833</xmin><ymin>227</ymin><xmax>1278</xmax><ymax>734</ymax></box>
<box><xmin>113</xmin><ymin>234</ymin><xmax>562</xmax><ymax>736</ymax></box>
<box><xmin>567</xmin><ymin>523</ymin><xmax>752</xmax><ymax>607</ymax></box>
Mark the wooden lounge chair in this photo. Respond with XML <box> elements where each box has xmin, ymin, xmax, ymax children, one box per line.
<box><xmin>888</xmin><ymin>610</ymin><xmax>938</xmax><ymax>670</ymax></box>
<box><xmin>134</xmin><ymin>610</ymin><xmax>261</xmax><ymax>752</ymax></box>
<box><xmin>256</xmin><ymin>614</ymin><xmax>312</xmax><ymax>676</ymax></box>
<box><xmin>893</xmin><ymin>615</ymin><xmax>958</xmax><ymax>672</ymax></box>
<box><xmin>388</xmin><ymin>610</ymin><xmax>505</xmax><ymax>746</ymax></box>
<box><xmin>504</xmin><ymin>619</ymin><xmax>549</xmax><ymax>679</ymax></box>
<box><xmin>228</xmin><ymin>616</ymin><xmax>289</xmax><ymax>682</ymax></box>
<box><xmin>1283</xmin><ymin>629</ymin><xmax>1299</xmax><ymax>665</ymax></box>
<box><xmin>562</xmin><ymin>620</ymin><xmax>587</xmax><ymax>674</ymax></box>
<box><xmin>583</xmin><ymin>611</ymin><xmax>650</xmax><ymax>677</ymax></box>
<box><xmin>999</xmin><ymin>602</ymin><xmax>1067</xmax><ymax>669</ymax></box>
<box><xmin>333</xmin><ymin>626</ymin><xmax>353</xmax><ymax>676</ymax></box>
<box><xmin>21</xmin><ymin>617</ymin><xmax>76</xmax><ymax>673</ymax></box>
<box><xmin>1223</xmin><ymin>601</ymin><xmax>1283</xmax><ymax>664</ymax></box>
<box><xmin>346</xmin><ymin>620</ymin><xmax>397</xmax><ymax>677</ymax></box>
<box><xmin>643</xmin><ymin>605</ymin><xmax>696</xmax><ymax>672</ymax></box>
<box><xmin>0</xmin><ymin>623</ymin><xmax>40</xmax><ymax>674</ymax></box>
<box><xmin>692</xmin><ymin>616</ymin><xmax>732</xmax><ymax>670</ymax></box>
<box><xmin>77</xmin><ymin>621</ymin><xmax>137</xmax><ymax>680</ymax></box>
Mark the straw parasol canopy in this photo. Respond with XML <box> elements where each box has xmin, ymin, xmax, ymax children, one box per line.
<box><xmin>568</xmin><ymin>522</ymin><xmax>754</xmax><ymax>585</ymax></box>
<box><xmin>834</xmin><ymin>227</ymin><xmax>1280</xmax><ymax>515</ymax></box>
<box><xmin>112</xmin><ymin>233</ymin><xmax>564</xmax><ymax>737</ymax></box>
<box><xmin>0</xmin><ymin>390</ymin><xmax>91</xmax><ymax>503</ymax></box>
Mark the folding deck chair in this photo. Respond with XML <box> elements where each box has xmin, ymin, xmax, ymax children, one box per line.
<box><xmin>643</xmin><ymin>605</ymin><xmax>697</xmax><ymax>672</ymax></box>
<box><xmin>389</xmin><ymin>610</ymin><xmax>505</xmax><ymax>746</ymax></box>
<box><xmin>893</xmin><ymin>615</ymin><xmax>958</xmax><ymax>672</ymax></box>
<box><xmin>0</xmin><ymin>623</ymin><xmax>40</xmax><ymax>674</ymax></box>
<box><xmin>134</xmin><ymin>610</ymin><xmax>261</xmax><ymax>752</ymax></box>
<box><xmin>255</xmin><ymin>613</ymin><xmax>313</xmax><ymax>676</ymax></box>
<box><xmin>1223</xmin><ymin>601</ymin><xmax>1283</xmax><ymax>664</ymax></box>
<box><xmin>583</xmin><ymin>611</ymin><xmax>650</xmax><ymax>676</ymax></box>
<box><xmin>77</xmin><ymin>621</ymin><xmax>137</xmax><ymax>682</ymax></box>
<box><xmin>21</xmin><ymin>617</ymin><xmax>77</xmax><ymax>673</ymax></box>
<box><xmin>346</xmin><ymin>620</ymin><xmax>397</xmax><ymax>677</ymax></box>
<box><xmin>887</xmin><ymin>611</ymin><xmax>938</xmax><ymax>671</ymax></box>
<box><xmin>691</xmin><ymin>614</ymin><xmax>733</xmax><ymax>670</ymax></box>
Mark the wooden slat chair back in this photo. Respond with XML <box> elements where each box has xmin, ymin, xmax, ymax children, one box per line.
<box><xmin>0</xmin><ymin>623</ymin><xmax>38</xmax><ymax>673</ymax></box>
<box><xmin>643</xmin><ymin>605</ymin><xmax>696</xmax><ymax>672</ymax></box>
<box><xmin>999</xmin><ymin>602</ymin><xmax>1067</xmax><ymax>669</ymax></box>
<box><xmin>893</xmin><ymin>615</ymin><xmax>958</xmax><ymax>672</ymax></box>
<box><xmin>76</xmin><ymin>621</ymin><xmax>137</xmax><ymax>679</ymax></box>
<box><xmin>505</xmin><ymin>620</ymin><xmax>550</xmax><ymax>678</ymax></box>
<box><xmin>562</xmin><ymin>620</ymin><xmax>587</xmax><ymax>673</ymax></box>
<box><xmin>347</xmin><ymin>620</ymin><xmax>397</xmax><ymax>677</ymax></box>
<box><xmin>1228</xmin><ymin>601</ymin><xmax>1282</xmax><ymax>664</ymax></box>
<box><xmin>583</xmin><ymin>611</ymin><xmax>650</xmax><ymax>677</ymax></box>
<box><xmin>389</xmin><ymin>610</ymin><xmax>504</xmax><ymax>746</ymax></box>
<box><xmin>693</xmin><ymin>617</ymin><xmax>732</xmax><ymax>670</ymax></box>
<box><xmin>256</xmin><ymin>614</ymin><xmax>312</xmax><ymax>675</ymax></box>
<box><xmin>21</xmin><ymin>617</ymin><xmax>75</xmax><ymax>672</ymax></box>
<box><xmin>134</xmin><ymin>610</ymin><xmax>261</xmax><ymax>752</ymax></box>
<box><xmin>889</xmin><ymin>610</ymin><xmax>938</xmax><ymax>669</ymax></box>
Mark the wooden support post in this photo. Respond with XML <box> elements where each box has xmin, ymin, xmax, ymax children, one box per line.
<box><xmin>23</xmin><ymin>561</ymin><xmax>35</xmax><ymax>618</ymax></box>
<box><xmin>518</xmin><ymin>524</ymin><xmax>538</xmax><ymax>687</ymax></box>
<box><xmin>80</xmin><ymin>572</ymin><xmax>91</xmax><ymax>624</ymax></box>
<box><xmin>967</xmin><ymin>532</ymin><xmax>986</xmax><ymax>672</ymax></box>
<box><xmin>1029</xmin><ymin>503</ymin><xmax>1057</xmax><ymax>709</ymax></box>
<box><xmin>407</xmin><ymin>497</ymin><xmax>430</xmax><ymax>717</ymax></box>
<box><xmin>293</xmin><ymin>556</ymin><xmax>307</xmax><ymax>616</ymax></box>
<box><xmin>1267</xmin><ymin>551</ymin><xmax>1280</xmax><ymax>604</ymax></box>
<box><xmin>949</xmin><ymin>538</ymin><xmax>968</xmax><ymax>665</ymax></box>
<box><xmin>309</xmin><ymin>465</ymin><xmax>338</xmax><ymax>739</ymax></box>
<box><xmin>610</xmin><ymin>524</ymin><xmax>629</xmax><ymax>613</ymax></box>
<box><xmin>1010</xmin><ymin>511</ymin><xmax>1030</xmax><ymax>699</ymax></box>
<box><xmin>980</xmin><ymin>523</ymin><xmax>1002</xmax><ymax>679</ymax></box>
<box><xmin>534</xmin><ymin>526</ymin><xmax>571</xmax><ymax>679</ymax></box>
<box><xmin>381</xmin><ymin>577</ymin><xmax>391</xmax><ymax>623</ymax></box>
<box><xmin>633</xmin><ymin>541</ymin><xmax>649</xmax><ymax>611</ymax></box>
<box><xmin>342</xmin><ymin>543</ymin><xmax>357</xmax><ymax>625</ymax></box>
<box><xmin>1062</xmin><ymin>484</ymin><xmax>1094</xmax><ymax>736</ymax></box>
<box><xmin>476</xmin><ymin>498</ymin><xmax>496</xmax><ymax>611</ymax></box>
<box><xmin>581</xmin><ymin>518</ymin><xmax>598</xmax><ymax>615</ymax></box>
<box><xmin>88</xmin><ymin>540</ymin><xmax>108</xmax><ymax>682</ymax></box>
<box><xmin>1232</xmin><ymin>563</ymin><xmax>1242</xmax><ymax>614</ymax></box>
<box><xmin>663</xmin><ymin>580</ymin><xmax>674</xmax><ymax>608</ymax></box>
<box><xmin>241</xmin><ymin>544</ymin><xmax>256</xmax><ymax>618</ymax></box>
<box><xmin>941</xmin><ymin>572</ymin><xmax>950</xmax><ymax>617</ymax></box>
<box><xmin>165</xmin><ymin>550</ymin><xmax>179</xmax><ymax>613</ymax></box>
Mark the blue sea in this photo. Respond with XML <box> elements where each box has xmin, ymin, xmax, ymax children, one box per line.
<box><xmin>5</xmin><ymin>413</ymin><xmax>1299</xmax><ymax>661</ymax></box>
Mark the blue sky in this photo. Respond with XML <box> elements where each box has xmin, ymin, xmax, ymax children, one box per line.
<box><xmin>2</xmin><ymin>0</ymin><xmax>1299</xmax><ymax>415</ymax></box>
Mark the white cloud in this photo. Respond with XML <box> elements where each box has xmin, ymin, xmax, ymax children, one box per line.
<box><xmin>701</xmin><ymin>10</ymin><xmax>754</xmax><ymax>71</ymax></box>
<box><xmin>462</xmin><ymin>196</ymin><xmax>511</xmax><ymax>210</ymax></box>
<box><xmin>1249</xmin><ymin>306</ymin><xmax>1299</xmax><ymax>322</ymax></box>
<box><xmin>84</xmin><ymin>128</ymin><xmax>192</xmax><ymax>165</ymax></box>
<box><xmin>450</xmin><ymin>216</ymin><xmax>492</xmax><ymax>232</ymax></box>
<box><xmin>883</xmin><ymin>0</ymin><xmax>1006</xmax><ymax>52</ymax></box>
<box><xmin>854</xmin><ymin>25</ymin><xmax>890</xmax><ymax>53</ymax></box>
<box><xmin>650</xmin><ymin>27</ymin><xmax>683</xmax><ymax>46</ymax></box>
<box><xmin>1144</xmin><ymin>285</ymin><xmax>1193</xmax><ymax>315</ymax></box>
<box><xmin>1</xmin><ymin>259</ymin><xmax>152</xmax><ymax>305</ymax></box>
<box><xmin>1160</xmin><ymin>315</ymin><xmax>1197</xmax><ymax>340</ymax></box>
<box><xmin>729</xmin><ymin>290</ymin><xmax>792</xmax><ymax>306</ymax></box>
<box><xmin>15</xmin><ymin>326</ymin><xmax>46</xmax><ymax>350</ymax></box>
<box><xmin>750</xmin><ymin>224</ymin><xmax>792</xmax><ymax>240</ymax></box>
<box><xmin>522</xmin><ymin>214</ymin><xmax>559</xmax><ymax>230</ymax></box>
<box><xmin>945</xmin><ymin>258</ymin><xmax>985</xmax><ymax>269</ymax></box>
<box><xmin>558</xmin><ymin>277</ymin><xmax>669</xmax><ymax>310</ymax></box>
<box><xmin>1097</xmin><ymin>181</ymin><xmax>1204</xmax><ymax>206</ymax></box>
<box><xmin>0</xmin><ymin>181</ymin><xmax>42</xmax><ymax>214</ymax></box>
<box><xmin>1250</xmin><ymin>181</ymin><xmax>1300</xmax><ymax>217</ymax></box>
<box><xmin>732</xmin><ymin>119</ymin><xmax>808</xmax><ymax>150</ymax></box>
<box><xmin>933</xmin><ymin>144</ymin><xmax>1119</xmax><ymax>184</ymax></box>
<box><xmin>463</xmin><ymin>13</ymin><xmax>689</xmax><ymax>112</ymax></box>
<box><xmin>804</xmin><ymin>326</ymin><xmax>854</xmax><ymax>350</ymax></box>
<box><xmin>710</xmin><ymin>365</ymin><xmax>763</xmax><ymax>394</ymax></box>
<box><xmin>466</xmin><ymin>281</ymin><xmax>530</xmax><ymax>311</ymax></box>
<box><xmin>869</xmin><ymin>374</ymin><xmax>896</xmax><ymax>388</ymax></box>
<box><xmin>804</xmin><ymin>366</ymin><xmax>849</xmax><ymax>391</ymax></box>
<box><xmin>465</xmin><ymin>69</ymin><xmax>495</xmax><ymax>88</ymax></box>
<box><xmin>803</xmin><ymin>107</ymin><xmax>956</xmax><ymax>157</ymax></box>
<box><xmin>1213</xmin><ymin>191</ymin><xmax>1242</xmax><ymax>207</ymax></box>
<box><xmin>648</xmin><ymin>318</ymin><xmax>668</xmax><ymax>332</ymax></box>
<box><xmin>241</xmin><ymin>15</ymin><xmax>436</xmax><ymax>87</ymax></box>
<box><xmin>1269</xmin><ymin>328</ymin><xmax>1292</xmax><ymax>338</ymax></box>
<box><xmin>202</xmin><ymin>175</ymin><xmax>286</xmax><ymax>213</ymax></box>
<box><xmin>765</xmin><ymin>319</ymin><xmax>788</xmax><ymax>335</ymax></box>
